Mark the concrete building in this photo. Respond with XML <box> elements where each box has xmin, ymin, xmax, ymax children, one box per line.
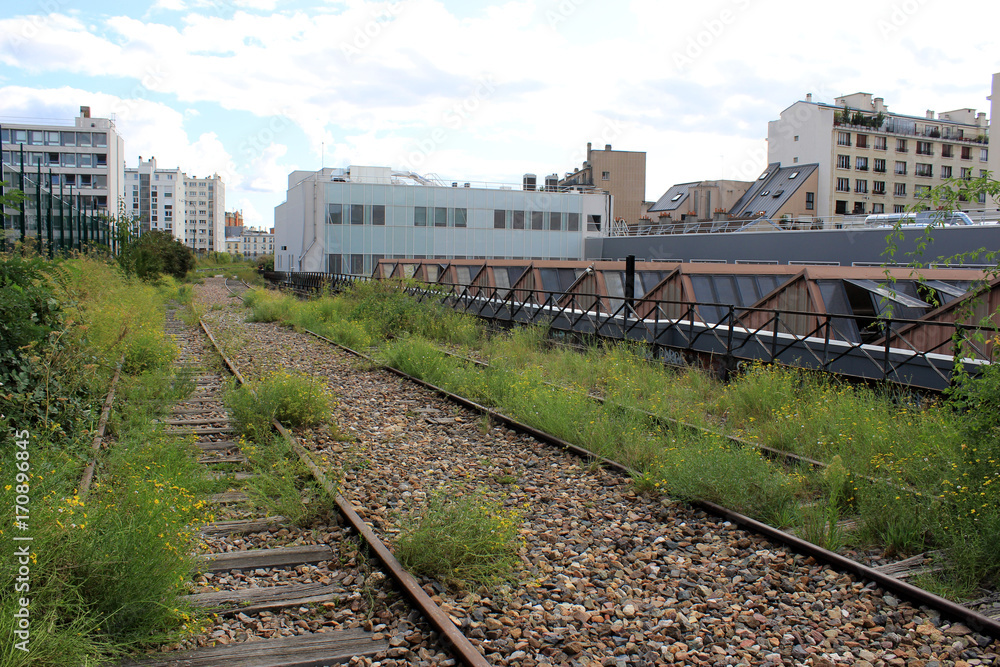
<box><xmin>183</xmin><ymin>173</ymin><xmax>225</xmax><ymax>254</ymax></box>
<box><xmin>560</xmin><ymin>143</ymin><xmax>646</xmax><ymax>228</ymax></box>
<box><xmin>1</xmin><ymin>106</ymin><xmax>125</xmax><ymax>213</ymax></box>
<box><xmin>274</xmin><ymin>166</ymin><xmax>611</xmax><ymax>274</ymax></box>
<box><xmin>648</xmin><ymin>179</ymin><xmax>753</xmax><ymax>223</ymax></box>
<box><xmin>226</xmin><ymin>228</ymin><xmax>274</xmax><ymax>258</ymax></box>
<box><xmin>768</xmin><ymin>92</ymin><xmax>991</xmax><ymax>221</ymax></box>
<box><xmin>124</xmin><ymin>156</ymin><xmax>184</xmax><ymax>239</ymax></box>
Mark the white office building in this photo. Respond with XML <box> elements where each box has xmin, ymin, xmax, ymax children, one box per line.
<box><xmin>124</xmin><ymin>156</ymin><xmax>184</xmax><ymax>240</ymax></box>
<box><xmin>1</xmin><ymin>106</ymin><xmax>125</xmax><ymax>213</ymax></box>
<box><xmin>184</xmin><ymin>173</ymin><xmax>225</xmax><ymax>254</ymax></box>
<box><xmin>274</xmin><ymin>166</ymin><xmax>612</xmax><ymax>274</ymax></box>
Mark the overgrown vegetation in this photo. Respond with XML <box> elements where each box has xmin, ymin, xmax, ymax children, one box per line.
<box><xmin>0</xmin><ymin>253</ymin><xmax>212</xmax><ymax>666</ymax></box>
<box><xmin>243</xmin><ymin>279</ymin><xmax>1000</xmax><ymax>596</ymax></box>
<box><xmin>394</xmin><ymin>486</ymin><xmax>522</xmax><ymax>590</ymax></box>
<box><xmin>225</xmin><ymin>370</ymin><xmax>335</xmax><ymax>440</ymax></box>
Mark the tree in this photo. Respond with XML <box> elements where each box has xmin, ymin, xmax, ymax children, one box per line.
<box><xmin>119</xmin><ymin>230</ymin><xmax>195</xmax><ymax>281</ymax></box>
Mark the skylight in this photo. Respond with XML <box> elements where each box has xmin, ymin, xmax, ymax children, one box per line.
<box><xmin>670</xmin><ymin>193</ymin><xmax>683</xmax><ymax>202</ymax></box>
<box><xmin>788</xmin><ymin>171</ymin><xmax>799</xmax><ymax>179</ymax></box>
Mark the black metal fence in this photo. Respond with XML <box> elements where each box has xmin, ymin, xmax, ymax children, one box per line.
<box><xmin>263</xmin><ymin>271</ymin><xmax>994</xmax><ymax>391</ymax></box>
<box><xmin>1</xmin><ymin>157</ymin><xmax>129</xmax><ymax>257</ymax></box>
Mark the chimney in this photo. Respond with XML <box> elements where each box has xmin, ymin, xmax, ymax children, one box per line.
<box><xmin>874</xmin><ymin>97</ymin><xmax>885</xmax><ymax>112</ymax></box>
<box><xmin>926</xmin><ymin>110</ymin><xmax>935</xmax><ymax>119</ymax></box>
<box><xmin>80</xmin><ymin>106</ymin><xmax>91</xmax><ymax>118</ymax></box>
<box><xmin>605</xmin><ymin>144</ymin><xmax>612</xmax><ymax>151</ymax></box>
<box><xmin>805</xmin><ymin>93</ymin><xmax>812</xmax><ymax>102</ymax></box>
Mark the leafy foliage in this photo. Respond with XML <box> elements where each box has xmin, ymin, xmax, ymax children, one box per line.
<box><xmin>119</xmin><ymin>230</ymin><xmax>195</xmax><ymax>281</ymax></box>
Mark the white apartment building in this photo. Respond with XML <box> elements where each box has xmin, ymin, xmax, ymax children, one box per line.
<box><xmin>124</xmin><ymin>156</ymin><xmax>184</xmax><ymax>240</ymax></box>
<box><xmin>183</xmin><ymin>173</ymin><xmax>225</xmax><ymax>254</ymax></box>
<box><xmin>768</xmin><ymin>92</ymin><xmax>991</xmax><ymax>221</ymax></box>
<box><xmin>275</xmin><ymin>166</ymin><xmax>611</xmax><ymax>274</ymax></box>
<box><xmin>226</xmin><ymin>228</ymin><xmax>274</xmax><ymax>258</ymax></box>
<box><xmin>1</xmin><ymin>106</ymin><xmax>125</xmax><ymax>213</ymax></box>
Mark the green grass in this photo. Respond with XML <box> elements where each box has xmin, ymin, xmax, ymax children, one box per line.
<box><xmin>225</xmin><ymin>371</ymin><xmax>335</xmax><ymax>440</ymax></box>
<box><xmin>394</xmin><ymin>487</ymin><xmax>522</xmax><ymax>590</ymax></box>
<box><xmin>240</xmin><ymin>433</ymin><xmax>330</xmax><ymax>527</ymax></box>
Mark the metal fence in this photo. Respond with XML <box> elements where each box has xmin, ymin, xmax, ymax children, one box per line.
<box><xmin>1</xmin><ymin>157</ymin><xmax>129</xmax><ymax>257</ymax></box>
<box><xmin>263</xmin><ymin>271</ymin><xmax>994</xmax><ymax>391</ymax></box>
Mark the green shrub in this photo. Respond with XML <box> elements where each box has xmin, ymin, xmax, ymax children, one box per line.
<box><xmin>226</xmin><ymin>371</ymin><xmax>334</xmax><ymax>439</ymax></box>
<box><xmin>394</xmin><ymin>488</ymin><xmax>522</xmax><ymax>589</ymax></box>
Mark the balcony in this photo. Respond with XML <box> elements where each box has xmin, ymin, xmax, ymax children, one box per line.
<box><xmin>834</xmin><ymin>118</ymin><xmax>988</xmax><ymax>144</ymax></box>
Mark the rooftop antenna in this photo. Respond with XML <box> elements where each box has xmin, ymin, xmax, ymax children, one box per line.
<box><xmin>321</xmin><ymin>141</ymin><xmax>325</xmax><ymax>170</ymax></box>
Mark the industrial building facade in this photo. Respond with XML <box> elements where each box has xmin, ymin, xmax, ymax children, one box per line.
<box><xmin>274</xmin><ymin>166</ymin><xmax>612</xmax><ymax>274</ymax></box>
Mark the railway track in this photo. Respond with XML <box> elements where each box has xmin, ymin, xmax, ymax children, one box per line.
<box><xmin>121</xmin><ymin>303</ymin><xmax>476</xmax><ymax>666</ymax></box>
<box><xmin>198</xmin><ymin>277</ymin><xmax>999</xmax><ymax>666</ymax></box>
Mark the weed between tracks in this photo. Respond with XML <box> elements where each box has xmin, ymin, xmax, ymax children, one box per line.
<box><xmin>241</xmin><ymin>282</ymin><xmax>1000</xmax><ymax>597</ymax></box>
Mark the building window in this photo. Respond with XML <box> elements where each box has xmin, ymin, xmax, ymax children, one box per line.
<box><xmin>856</xmin><ymin>134</ymin><xmax>868</xmax><ymax>149</ymax></box>
<box><xmin>915</xmin><ymin>163</ymin><xmax>933</xmax><ymax>178</ymax></box>
<box><xmin>874</xmin><ymin>136</ymin><xmax>887</xmax><ymax>151</ymax></box>
<box><xmin>434</xmin><ymin>207</ymin><xmax>447</xmax><ymax>227</ymax></box>
<box><xmin>351</xmin><ymin>204</ymin><xmax>364</xmax><ymax>225</ymax></box>
<box><xmin>454</xmin><ymin>208</ymin><xmax>467</xmax><ymax>227</ymax></box>
<box><xmin>873</xmin><ymin>181</ymin><xmax>886</xmax><ymax>195</ymax></box>
<box><xmin>915</xmin><ymin>184</ymin><xmax>931</xmax><ymax>197</ymax></box>
<box><xmin>794</xmin><ymin>135</ymin><xmax>799</xmax><ymax>142</ymax></box>
<box><xmin>981</xmin><ymin>148</ymin><xmax>989</xmax><ymax>162</ymax></box>
<box><xmin>493</xmin><ymin>209</ymin><xmax>506</xmax><ymax>229</ymax></box>
<box><xmin>372</xmin><ymin>204</ymin><xmax>385</xmax><ymax>226</ymax></box>
<box><xmin>896</xmin><ymin>139</ymin><xmax>908</xmax><ymax>152</ymax></box>
<box><xmin>835</xmin><ymin>200</ymin><xmax>848</xmax><ymax>215</ymax></box>
<box><xmin>549</xmin><ymin>212</ymin><xmax>561</xmax><ymax>230</ymax></box>
<box><xmin>855</xmin><ymin>179</ymin><xmax>868</xmax><ymax>194</ymax></box>
<box><xmin>601</xmin><ymin>171</ymin><xmax>610</xmax><ymax>180</ymax></box>
<box><xmin>805</xmin><ymin>192</ymin><xmax>814</xmax><ymax>210</ymax></box>
<box><xmin>872</xmin><ymin>203</ymin><xmax>884</xmax><ymax>214</ymax></box>
<box><xmin>894</xmin><ymin>161</ymin><xmax>907</xmax><ymax>176</ymax></box>
<box><xmin>326</xmin><ymin>203</ymin><xmax>343</xmax><ymax>225</ymax></box>
<box><xmin>414</xmin><ymin>206</ymin><xmax>428</xmax><ymax>226</ymax></box>
<box><xmin>836</xmin><ymin>177</ymin><xmax>850</xmax><ymax>192</ymax></box>
<box><xmin>961</xmin><ymin>167</ymin><xmax>972</xmax><ymax>180</ymax></box>
<box><xmin>567</xmin><ymin>212</ymin><xmax>580</xmax><ymax>231</ymax></box>
<box><xmin>941</xmin><ymin>144</ymin><xmax>953</xmax><ymax>158</ymax></box>
<box><xmin>853</xmin><ymin>202</ymin><xmax>866</xmax><ymax>214</ymax></box>
<box><xmin>894</xmin><ymin>205</ymin><xmax>905</xmax><ymax>213</ymax></box>
<box><xmin>512</xmin><ymin>210</ymin><xmax>525</xmax><ymax>229</ymax></box>
<box><xmin>587</xmin><ymin>214</ymin><xmax>601</xmax><ymax>232</ymax></box>
<box><xmin>940</xmin><ymin>165</ymin><xmax>952</xmax><ymax>179</ymax></box>
<box><xmin>855</xmin><ymin>157</ymin><xmax>868</xmax><ymax>171</ymax></box>
<box><xmin>837</xmin><ymin>154</ymin><xmax>850</xmax><ymax>169</ymax></box>
<box><xmin>531</xmin><ymin>211</ymin><xmax>544</xmax><ymax>230</ymax></box>
<box><xmin>874</xmin><ymin>158</ymin><xmax>886</xmax><ymax>173</ymax></box>
<box><xmin>916</xmin><ymin>141</ymin><xmax>933</xmax><ymax>156</ymax></box>
<box><xmin>961</xmin><ymin>146</ymin><xmax>972</xmax><ymax>160</ymax></box>
<box><xmin>837</xmin><ymin>132</ymin><xmax>851</xmax><ymax>146</ymax></box>
<box><xmin>894</xmin><ymin>183</ymin><xmax>907</xmax><ymax>197</ymax></box>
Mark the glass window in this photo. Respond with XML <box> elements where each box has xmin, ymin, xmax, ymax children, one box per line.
<box><xmin>414</xmin><ymin>206</ymin><xmax>427</xmax><ymax>226</ymax></box>
<box><xmin>567</xmin><ymin>212</ymin><xmax>580</xmax><ymax>231</ymax></box>
<box><xmin>512</xmin><ymin>210</ymin><xmax>524</xmax><ymax>229</ymax></box>
<box><xmin>14</xmin><ymin>130</ymin><xmax>27</xmax><ymax>144</ymax></box>
<box><xmin>531</xmin><ymin>211</ymin><xmax>544</xmax><ymax>230</ymax></box>
<box><xmin>92</xmin><ymin>133</ymin><xmax>107</xmax><ymax>148</ymax></box>
<box><xmin>327</xmin><ymin>203</ymin><xmax>342</xmax><ymax>225</ymax></box>
<box><xmin>351</xmin><ymin>203</ymin><xmax>364</xmax><ymax>225</ymax></box>
<box><xmin>549</xmin><ymin>212</ymin><xmax>561</xmax><ymax>230</ymax></box>
<box><xmin>0</xmin><ymin>128</ymin><xmax>7</xmax><ymax>143</ymax></box>
<box><xmin>454</xmin><ymin>208</ymin><xmax>467</xmax><ymax>227</ymax></box>
<box><xmin>372</xmin><ymin>204</ymin><xmax>385</xmax><ymax>226</ymax></box>
<box><xmin>61</xmin><ymin>153</ymin><xmax>76</xmax><ymax>167</ymax></box>
<box><xmin>29</xmin><ymin>131</ymin><xmax>44</xmax><ymax>145</ymax></box>
<box><xmin>78</xmin><ymin>153</ymin><xmax>92</xmax><ymax>167</ymax></box>
<box><xmin>95</xmin><ymin>153</ymin><xmax>106</xmax><ymax>166</ymax></box>
<box><xmin>45</xmin><ymin>131</ymin><xmax>60</xmax><ymax>146</ymax></box>
<box><xmin>77</xmin><ymin>132</ymin><xmax>91</xmax><ymax>147</ymax></box>
<box><xmin>587</xmin><ymin>214</ymin><xmax>601</xmax><ymax>232</ymax></box>
<box><xmin>493</xmin><ymin>209</ymin><xmax>506</xmax><ymax>229</ymax></box>
<box><xmin>434</xmin><ymin>207</ymin><xmax>447</xmax><ymax>227</ymax></box>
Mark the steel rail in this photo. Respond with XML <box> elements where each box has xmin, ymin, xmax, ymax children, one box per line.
<box><xmin>297</xmin><ymin>328</ymin><xmax>1000</xmax><ymax>640</ymax></box>
<box><xmin>79</xmin><ymin>352</ymin><xmax>126</xmax><ymax>499</ymax></box>
<box><xmin>198</xmin><ymin>315</ymin><xmax>491</xmax><ymax>667</ymax></box>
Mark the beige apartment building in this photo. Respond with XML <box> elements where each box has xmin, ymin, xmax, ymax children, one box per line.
<box><xmin>560</xmin><ymin>143</ymin><xmax>646</xmax><ymax>228</ymax></box>
<box><xmin>226</xmin><ymin>228</ymin><xmax>274</xmax><ymax>258</ymax></box>
<box><xmin>648</xmin><ymin>179</ymin><xmax>752</xmax><ymax>221</ymax></box>
<box><xmin>768</xmin><ymin>92</ymin><xmax>991</xmax><ymax>222</ymax></box>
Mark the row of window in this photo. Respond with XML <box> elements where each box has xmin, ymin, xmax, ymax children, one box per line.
<box><xmin>836</xmin><ymin>132</ymin><xmax>987</xmax><ymax>160</ymax></box>
<box><xmin>129</xmin><ymin>172</ymin><xmax>176</xmax><ymax>181</ymax></box>
<box><xmin>325</xmin><ymin>204</ymin><xmax>592</xmax><ymax>231</ymax></box>
<box><xmin>493</xmin><ymin>210</ymin><xmax>587</xmax><ymax>231</ymax></box>
<box><xmin>2</xmin><ymin>151</ymin><xmax>108</xmax><ymax>169</ymax></box>
<box><xmin>835</xmin><ymin>179</ymin><xmax>928</xmax><ymax>196</ymax></box>
<box><xmin>836</xmin><ymin>157</ymin><xmax>985</xmax><ymax>180</ymax></box>
<box><xmin>2</xmin><ymin>128</ymin><xmax>109</xmax><ymax>148</ymax></box>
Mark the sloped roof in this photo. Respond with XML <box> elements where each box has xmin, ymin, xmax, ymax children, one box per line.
<box><xmin>729</xmin><ymin>163</ymin><xmax>818</xmax><ymax>219</ymax></box>
<box><xmin>649</xmin><ymin>182</ymin><xmax>698</xmax><ymax>212</ymax></box>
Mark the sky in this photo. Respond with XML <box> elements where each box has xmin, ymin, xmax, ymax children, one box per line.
<box><xmin>1</xmin><ymin>0</ymin><xmax>998</xmax><ymax>228</ymax></box>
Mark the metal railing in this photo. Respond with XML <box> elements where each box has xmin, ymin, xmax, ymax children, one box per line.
<box><xmin>263</xmin><ymin>271</ymin><xmax>995</xmax><ymax>391</ymax></box>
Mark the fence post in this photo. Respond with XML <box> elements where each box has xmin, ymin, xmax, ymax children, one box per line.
<box><xmin>46</xmin><ymin>169</ymin><xmax>53</xmax><ymax>259</ymax></box>
<box><xmin>770</xmin><ymin>310</ymin><xmax>780</xmax><ymax>363</ymax></box>
<box><xmin>18</xmin><ymin>146</ymin><xmax>26</xmax><ymax>245</ymax></box>
<box><xmin>822</xmin><ymin>314</ymin><xmax>832</xmax><ymax>370</ymax></box>
<box><xmin>35</xmin><ymin>162</ymin><xmax>42</xmax><ymax>255</ymax></box>
<box><xmin>883</xmin><ymin>317</ymin><xmax>892</xmax><ymax>381</ymax></box>
<box><xmin>725</xmin><ymin>305</ymin><xmax>735</xmax><ymax>374</ymax></box>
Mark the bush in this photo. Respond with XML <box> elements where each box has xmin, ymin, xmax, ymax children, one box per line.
<box><xmin>119</xmin><ymin>230</ymin><xmax>195</xmax><ymax>281</ymax></box>
<box><xmin>226</xmin><ymin>371</ymin><xmax>335</xmax><ymax>439</ymax></box>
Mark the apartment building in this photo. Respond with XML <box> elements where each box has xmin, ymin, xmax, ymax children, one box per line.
<box><xmin>559</xmin><ymin>143</ymin><xmax>647</xmax><ymax>227</ymax></box>
<box><xmin>648</xmin><ymin>179</ymin><xmax>753</xmax><ymax>221</ymax></box>
<box><xmin>1</xmin><ymin>106</ymin><xmax>125</xmax><ymax>213</ymax></box>
<box><xmin>183</xmin><ymin>173</ymin><xmax>225</xmax><ymax>253</ymax></box>
<box><xmin>768</xmin><ymin>92</ymin><xmax>991</xmax><ymax>221</ymax></box>
<box><xmin>124</xmin><ymin>156</ymin><xmax>184</xmax><ymax>239</ymax></box>
<box><xmin>226</xmin><ymin>228</ymin><xmax>274</xmax><ymax>258</ymax></box>
<box><xmin>275</xmin><ymin>166</ymin><xmax>611</xmax><ymax>274</ymax></box>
